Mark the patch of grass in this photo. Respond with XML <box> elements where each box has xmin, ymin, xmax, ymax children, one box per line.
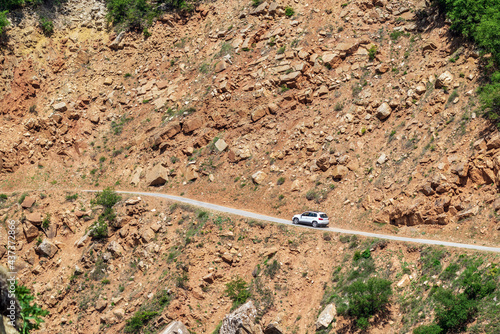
<box><xmin>65</xmin><ymin>194</ymin><xmax>78</xmax><ymax>202</ymax></box>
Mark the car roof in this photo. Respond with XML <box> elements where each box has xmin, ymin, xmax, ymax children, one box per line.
<box><xmin>305</xmin><ymin>211</ymin><xmax>327</xmax><ymax>214</ymax></box>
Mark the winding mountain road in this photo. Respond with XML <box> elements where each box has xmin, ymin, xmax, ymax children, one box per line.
<box><xmin>93</xmin><ymin>190</ymin><xmax>500</xmax><ymax>254</ymax></box>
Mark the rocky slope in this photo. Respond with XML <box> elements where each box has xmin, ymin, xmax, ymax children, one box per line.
<box><xmin>0</xmin><ymin>191</ymin><xmax>499</xmax><ymax>333</ymax></box>
<box><xmin>0</xmin><ymin>0</ymin><xmax>499</xmax><ymax>249</ymax></box>
<box><xmin>0</xmin><ymin>0</ymin><xmax>500</xmax><ymax>332</ymax></box>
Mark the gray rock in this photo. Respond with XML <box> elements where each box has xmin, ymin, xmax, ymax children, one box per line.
<box><xmin>252</xmin><ymin>171</ymin><xmax>267</xmax><ymax>184</ymax></box>
<box><xmin>376</xmin><ymin>102</ymin><xmax>392</xmax><ymax>120</ymax></box>
<box><xmin>435</xmin><ymin>71</ymin><xmax>454</xmax><ymax>88</ymax></box>
<box><xmin>53</xmin><ymin>102</ymin><xmax>67</xmax><ymax>112</ymax></box>
<box><xmin>159</xmin><ymin>320</ymin><xmax>190</xmax><ymax>334</ymax></box>
<box><xmin>37</xmin><ymin>240</ymin><xmax>58</xmax><ymax>258</ymax></box>
<box><xmin>220</xmin><ymin>301</ymin><xmax>262</xmax><ymax>334</ymax></box>
<box><xmin>316</xmin><ymin>303</ymin><xmax>336</xmax><ymax>330</ymax></box>
<box><xmin>215</xmin><ymin>139</ymin><xmax>228</xmax><ymax>152</ymax></box>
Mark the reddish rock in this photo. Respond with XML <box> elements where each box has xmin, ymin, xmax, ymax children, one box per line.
<box><xmin>21</xmin><ymin>196</ymin><xmax>36</xmax><ymax>209</ymax></box>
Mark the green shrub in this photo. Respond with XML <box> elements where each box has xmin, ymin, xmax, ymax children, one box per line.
<box><xmin>368</xmin><ymin>45</ymin><xmax>377</xmax><ymax>61</ymax></box>
<box><xmin>277</xmin><ymin>177</ymin><xmax>285</xmax><ymax>185</ymax></box>
<box><xmin>0</xmin><ymin>193</ymin><xmax>7</xmax><ymax>201</ymax></box>
<box><xmin>413</xmin><ymin>324</ymin><xmax>443</xmax><ymax>334</ymax></box>
<box><xmin>436</xmin><ymin>0</ymin><xmax>500</xmax><ymax>119</ymax></box>
<box><xmin>251</xmin><ymin>0</ymin><xmax>262</xmax><ymax>7</ymax></box>
<box><xmin>265</xmin><ymin>259</ymin><xmax>280</xmax><ymax>278</ymax></box>
<box><xmin>15</xmin><ymin>283</ymin><xmax>50</xmax><ymax>334</ymax></box>
<box><xmin>41</xmin><ymin>214</ymin><xmax>50</xmax><ymax>230</ymax></box>
<box><xmin>434</xmin><ymin>289</ymin><xmax>477</xmax><ymax>332</ymax></box>
<box><xmin>91</xmin><ymin>187</ymin><xmax>121</xmax><ymax>208</ymax></box>
<box><xmin>0</xmin><ymin>10</ymin><xmax>9</xmax><ymax>34</ymax></box>
<box><xmin>225</xmin><ymin>277</ymin><xmax>251</xmax><ymax>308</ymax></box>
<box><xmin>89</xmin><ymin>219</ymin><xmax>108</xmax><ymax>239</ymax></box>
<box><xmin>338</xmin><ymin>277</ymin><xmax>392</xmax><ymax>329</ymax></box>
<box><xmin>284</xmin><ymin>6</ymin><xmax>295</xmax><ymax>17</ymax></box>
<box><xmin>39</xmin><ymin>16</ymin><xmax>53</xmax><ymax>35</ymax></box>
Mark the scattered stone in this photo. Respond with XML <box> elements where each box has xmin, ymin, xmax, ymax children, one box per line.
<box><xmin>377</xmin><ymin>153</ymin><xmax>387</xmax><ymax>165</ymax></box>
<box><xmin>125</xmin><ymin>198</ymin><xmax>141</xmax><ymax>205</ymax></box>
<box><xmin>96</xmin><ymin>299</ymin><xmax>108</xmax><ymax>312</ymax></box>
<box><xmin>435</xmin><ymin>71</ymin><xmax>454</xmax><ymax>88</ymax></box>
<box><xmin>26</xmin><ymin>212</ymin><xmax>43</xmax><ymax>225</ymax></box>
<box><xmin>397</xmin><ymin>274</ymin><xmax>411</xmax><ymax>288</ymax></box>
<box><xmin>104</xmin><ymin>77</ymin><xmax>113</xmax><ymax>86</ymax></box>
<box><xmin>330</xmin><ymin>165</ymin><xmax>348</xmax><ymax>179</ymax></box>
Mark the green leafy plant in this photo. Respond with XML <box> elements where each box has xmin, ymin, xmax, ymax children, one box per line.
<box><xmin>338</xmin><ymin>278</ymin><xmax>392</xmax><ymax>330</ymax></box>
<box><xmin>0</xmin><ymin>11</ymin><xmax>9</xmax><ymax>34</ymax></box>
<box><xmin>15</xmin><ymin>283</ymin><xmax>50</xmax><ymax>334</ymax></box>
<box><xmin>39</xmin><ymin>16</ymin><xmax>53</xmax><ymax>35</ymax></box>
<box><xmin>284</xmin><ymin>6</ymin><xmax>295</xmax><ymax>17</ymax></box>
<box><xmin>41</xmin><ymin>213</ymin><xmax>50</xmax><ymax>230</ymax></box>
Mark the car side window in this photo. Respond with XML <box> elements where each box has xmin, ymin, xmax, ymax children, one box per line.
<box><xmin>303</xmin><ymin>212</ymin><xmax>309</xmax><ymax>216</ymax></box>
<box><xmin>311</xmin><ymin>213</ymin><xmax>317</xmax><ymax>217</ymax></box>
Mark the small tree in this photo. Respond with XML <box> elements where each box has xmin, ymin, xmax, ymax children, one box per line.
<box><xmin>338</xmin><ymin>277</ymin><xmax>392</xmax><ymax>329</ymax></box>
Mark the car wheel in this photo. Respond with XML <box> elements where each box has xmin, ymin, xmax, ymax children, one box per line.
<box><xmin>312</xmin><ymin>221</ymin><xmax>318</xmax><ymax>228</ymax></box>
<box><xmin>293</xmin><ymin>218</ymin><xmax>299</xmax><ymax>224</ymax></box>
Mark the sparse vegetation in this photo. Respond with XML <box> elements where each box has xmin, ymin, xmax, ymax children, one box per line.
<box><xmin>39</xmin><ymin>16</ymin><xmax>54</xmax><ymax>35</ymax></box>
<box><xmin>225</xmin><ymin>277</ymin><xmax>251</xmax><ymax>309</ymax></box>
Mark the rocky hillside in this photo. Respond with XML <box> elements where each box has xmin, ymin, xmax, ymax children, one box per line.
<box><xmin>0</xmin><ymin>0</ymin><xmax>499</xmax><ymax>248</ymax></box>
<box><xmin>0</xmin><ymin>190</ymin><xmax>499</xmax><ymax>334</ymax></box>
<box><xmin>0</xmin><ymin>0</ymin><xmax>500</xmax><ymax>332</ymax></box>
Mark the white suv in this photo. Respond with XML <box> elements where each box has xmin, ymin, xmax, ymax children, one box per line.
<box><xmin>292</xmin><ymin>211</ymin><xmax>329</xmax><ymax>228</ymax></box>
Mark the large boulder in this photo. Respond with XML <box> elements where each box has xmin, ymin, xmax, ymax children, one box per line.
<box><xmin>159</xmin><ymin>321</ymin><xmax>190</xmax><ymax>334</ymax></box>
<box><xmin>316</xmin><ymin>303</ymin><xmax>336</xmax><ymax>330</ymax></box>
<box><xmin>252</xmin><ymin>171</ymin><xmax>268</xmax><ymax>184</ymax></box>
<box><xmin>220</xmin><ymin>301</ymin><xmax>263</xmax><ymax>334</ymax></box>
<box><xmin>376</xmin><ymin>102</ymin><xmax>392</xmax><ymax>120</ymax></box>
<box><xmin>21</xmin><ymin>197</ymin><xmax>36</xmax><ymax>209</ymax></box>
<box><xmin>182</xmin><ymin>118</ymin><xmax>203</xmax><ymax>134</ymax></box>
<box><xmin>251</xmin><ymin>106</ymin><xmax>268</xmax><ymax>122</ymax></box>
<box><xmin>36</xmin><ymin>240</ymin><xmax>58</xmax><ymax>258</ymax></box>
<box><xmin>145</xmin><ymin>164</ymin><xmax>168</xmax><ymax>186</ymax></box>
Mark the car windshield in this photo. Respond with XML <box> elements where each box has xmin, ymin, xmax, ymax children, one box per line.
<box><xmin>320</xmin><ymin>214</ymin><xmax>328</xmax><ymax>218</ymax></box>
